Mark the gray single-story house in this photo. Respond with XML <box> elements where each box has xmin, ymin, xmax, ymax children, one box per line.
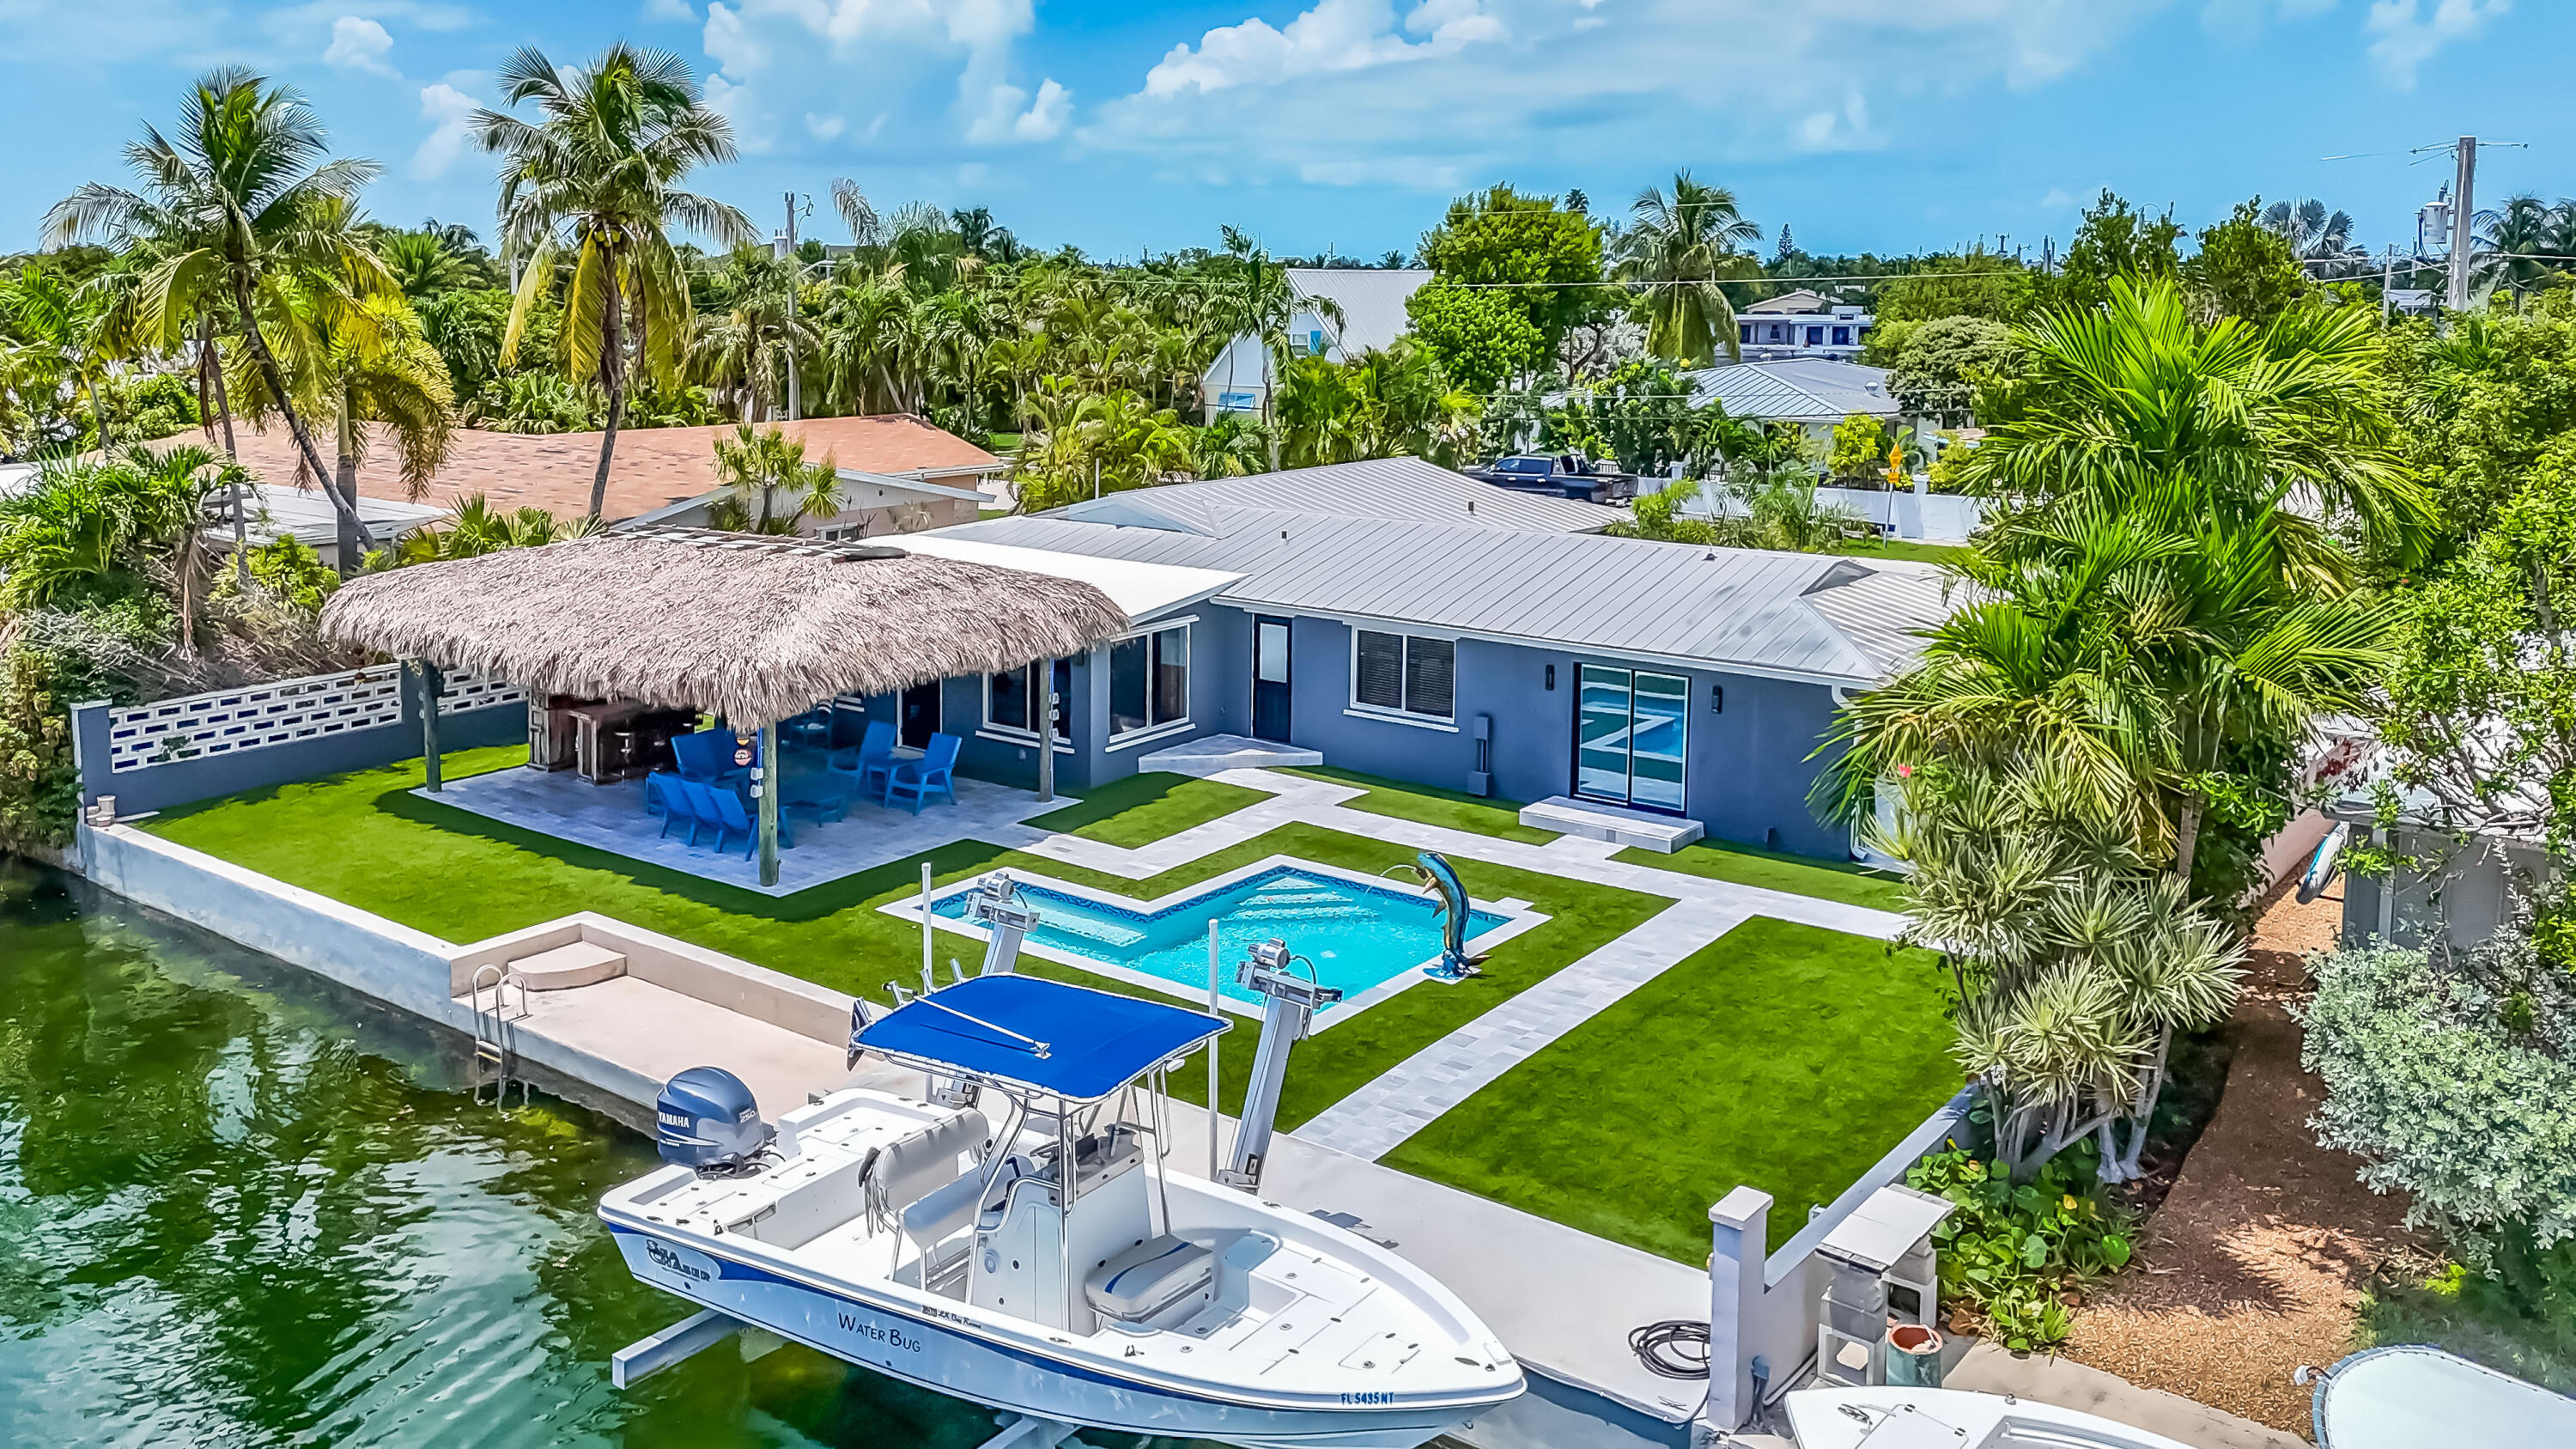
<box><xmin>825</xmin><ymin>459</ymin><xmax>1947</xmax><ymax>862</ymax></box>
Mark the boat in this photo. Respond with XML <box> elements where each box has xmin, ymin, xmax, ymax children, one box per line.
<box><xmin>598</xmin><ymin>947</ymin><xmax>1523</xmax><ymax>1447</ymax></box>
<box><xmin>1784</xmin><ymin>1385</ymin><xmax>2198</xmax><ymax>1448</ymax></box>
<box><xmin>2306</xmin><ymin>1344</ymin><xmax>2576</xmax><ymax>1448</ymax></box>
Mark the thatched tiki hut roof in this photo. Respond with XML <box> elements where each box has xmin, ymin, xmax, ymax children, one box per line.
<box><xmin>321</xmin><ymin>528</ymin><xmax>1130</xmax><ymax>726</ymax></box>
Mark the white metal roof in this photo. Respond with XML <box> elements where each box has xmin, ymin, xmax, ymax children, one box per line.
<box><xmin>1288</xmin><ymin>268</ymin><xmax>1433</xmax><ymax>356</ymax></box>
<box><xmin>233</xmin><ymin>484</ymin><xmax>450</xmax><ymax>550</ymax></box>
<box><xmin>1123</xmin><ymin>457</ymin><xmax>1622</xmax><ymax>534</ymax></box>
<box><xmin>894</xmin><ymin>533</ymin><xmax>1243</xmax><ymax>622</ymax></box>
<box><xmin>1681</xmin><ymin>358</ymin><xmax>1901</xmax><ymax>423</ymax></box>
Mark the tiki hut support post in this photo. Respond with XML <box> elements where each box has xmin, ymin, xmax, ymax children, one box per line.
<box><xmin>416</xmin><ymin>660</ymin><xmax>443</xmax><ymax>793</ymax></box>
<box><xmin>1036</xmin><ymin>661</ymin><xmax>1057</xmax><ymax>803</ymax></box>
<box><xmin>756</xmin><ymin>721</ymin><xmax>781</xmax><ymax>888</ymax></box>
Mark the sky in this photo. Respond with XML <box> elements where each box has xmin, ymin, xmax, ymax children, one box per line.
<box><xmin>0</xmin><ymin>1</ymin><xmax>2562</xmax><ymax>266</ymax></box>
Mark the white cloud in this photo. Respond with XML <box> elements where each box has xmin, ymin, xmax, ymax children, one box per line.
<box><xmin>2364</xmin><ymin>0</ymin><xmax>2507</xmax><ymax>88</ymax></box>
<box><xmin>2200</xmin><ymin>0</ymin><xmax>2338</xmax><ymax>41</ymax></box>
<box><xmin>703</xmin><ymin>3</ymin><xmax>765</xmax><ymax>74</ymax></box>
<box><xmin>2038</xmin><ymin>186</ymin><xmax>2081</xmax><ymax>211</ymax></box>
<box><xmin>1089</xmin><ymin>1</ymin><xmax>2162</xmax><ymax>189</ymax></box>
<box><xmin>323</xmin><ymin>15</ymin><xmax>396</xmax><ymax>75</ymax></box>
<box><xmin>969</xmin><ymin>76</ymin><xmax>1069</xmax><ymax>143</ymax></box>
<box><xmin>805</xmin><ymin>111</ymin><xmax>846</xmax><ymax>140</ymax></box>
<box><xmin>641</xmin><ymin>0</ymin><xmax>696</xmax><ymax>20</ymax></box>
<box><xmin>410</xmin><ymin>79</ymin><xmax>477</xmax><ymax>180</ymax></box>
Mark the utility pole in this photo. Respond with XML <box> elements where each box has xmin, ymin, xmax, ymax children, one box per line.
<box><xmin>2383</xmin><ymin>245</ymin><xmax>2397</xmax><ymax>322</ymax></box>
<box><xmin>783</xmin><ymin>191</ymin><xmax>803</xmax><ymax>423</ymax></box>
<box><xmin>2449</xmin><ymin>135</ymin><xmax>2477</xmax><ymax>313</ymax></box>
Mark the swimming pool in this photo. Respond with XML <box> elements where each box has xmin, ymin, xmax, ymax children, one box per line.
<box><xmin>930</xmin><ymin>863</ymin><xmax>1510</xmax><ymax>1014</ymax></box>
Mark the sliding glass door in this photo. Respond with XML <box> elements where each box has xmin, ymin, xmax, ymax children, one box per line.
<box><xmin>1574</xmin><ymin>666</ymin><xmax>1689</xmax><ymax>813</ymax></box>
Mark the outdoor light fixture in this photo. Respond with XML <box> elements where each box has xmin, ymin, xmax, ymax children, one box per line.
<box><xmin>1710</xmin><ymin>684</ymin><xmax>1723</xmax><ymax>714</ymax></box>
<box><xmin>1545</xmin><ymin>664</ymin><xmax>1556</xmax><ymax>691</ymax></box>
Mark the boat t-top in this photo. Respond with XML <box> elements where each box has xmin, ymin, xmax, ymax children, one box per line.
<box><xmin>598</xmin><ymin>874</ymin><xmax>1523</xmax><ymax>1448</ymax></box>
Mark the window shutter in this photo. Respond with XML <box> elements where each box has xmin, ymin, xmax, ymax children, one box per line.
<box><xmin>1405</xmin><ymin>637</ymin><xmax>1455</xmax><ymax>719</ymax></box>
<box><xmin>1355</xmin><ymin>631</ymin><xmax>1405</xmax><ymax>711</ymax></box>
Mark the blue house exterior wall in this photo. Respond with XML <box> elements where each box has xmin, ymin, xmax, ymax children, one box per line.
<box><xmin>898</xmin><ymin>603</ymin><xmax>1856</xmax><ymax>861</ymax></box>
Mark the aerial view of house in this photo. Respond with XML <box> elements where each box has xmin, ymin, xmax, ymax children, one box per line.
<box><xmin>3</xmin><ymin>8</ymin><xmax>2572</xmax><ymax>1449</ymax></box>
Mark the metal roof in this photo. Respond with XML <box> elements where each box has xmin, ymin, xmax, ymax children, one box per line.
<box><xmin>1680</xmin><ymin>358</ymin><xmax>1901</xmax><ymax>423</ymax></box>
<box><xmin>1288</xmin><ymin>269</ymin><xmax>1432</xmax><ymax>355</ymax></box>
<box><xmin>951</xmin><ymin>489</ymin><xmax>1950</xmax><ymax>685</ymax></box>
<box><xmin>1068</xmin><ymin>457</ymin><xmax>1623</xmax><ymax>535</ymax></box>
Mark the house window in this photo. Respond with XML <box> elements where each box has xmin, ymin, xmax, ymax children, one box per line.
<box><xmin>1352</xmin><ymin>630</ymin><xmax>1455</xmax><ymax>721</ymax></box>
<box><xmin>1766</xmin><ymin>323</ymin><xmax>1785</xmax><ymax>342</ymax></box>
<box><xmin>1831</xmin><ymin>326</ymin><xmax>1852</xmax><ymax>346</ymax></box>
<box><xmin>1109</xmin><ymin>624</ymin><xmax>1190</xmax><ymax>738</ymax></box>
<box><xmin>1805</xmin><ymin>326</ymin><xmax>1825</xmax><ymax>346</ymax></box>
<box><xmin>987</xmin><ymin>659</ymin><xmax>1073</xmax><ymax>740</ymax></box>
<box><xmin>1739</xmin><ymin>324</ymin><xmax>1753</xmax><ymax>343</ymax></box>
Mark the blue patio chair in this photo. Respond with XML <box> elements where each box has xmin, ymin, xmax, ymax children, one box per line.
<box><xmin>829</xmin><ymin>721</ymin><xmax>896</xmax><ymax>800</ymax></box>
<box><xmin>645</xmin><ymin>769</ymin><xmax>683</xmax><ymax>819</ymax></box>
<box><xmin>657</xmin><ymin>775</ymin><xmax>714</xmax><ymax>845</ymax></box>
<box><xmin>677</xmin><ymin>781</ymin><xmax>753</xmax><ymax>858</ymax></box>
<box><xmin>884</xmin><ymin>733</ymin><xmax>960</xmax><ymax>814</ymax></box>
<box><xmin>671</xmin><ymin>728</ymin><xmax>750</xmax><ymax>788</ymax></box>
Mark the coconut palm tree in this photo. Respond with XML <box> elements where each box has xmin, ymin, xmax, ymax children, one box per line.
<box><xmin>228</xmin><ymin>281</ymin><xmax>455</xmax><ymax>523</ymax></box>
<box><xmin>690</xmin><ymin>247</ymin><xmax>813</xmax><ymax>423</ymax></box>
<box><xmin>379</xmin><ymin>230</ymin><xmax>474</xmax><ymax>300</ymax></box>
<box><xmin>45</xmin><ymin>69</ymin><xmax>394</xmax><ymax>567</ymax></box>
<box><xmin>0</xmin><ymin>265</ymin><xmax>116</xmax><ymax>449</ymax></box>
<box><xmin>2473</xmin><ymin>193</ymin><xmax>2573</xmax><ymax>301</ymax></box>
<box><xmin>1620</xmin><ymin>171</ymin><xmax>1762</xmax><ymax>367</ymax></box>
<box><xmin>814</xmin><ymin>264</ymin><xmax>922</xmax><ymax>416</ymax></box>
<box><xmin>473</xmin><ymin>43</ymin><xmax>754</xmax><ymax>521</ymax></box>
<box><xmin>708</xmin><ymin>423</ymin><xmax>837</xmax><ymax>533</ymax></box>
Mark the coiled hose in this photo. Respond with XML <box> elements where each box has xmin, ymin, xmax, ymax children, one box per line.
<box><xmin>1628</xmin><ymin>1319</ymin><xmax>1712</xmax><ymax>1379</ymax></box>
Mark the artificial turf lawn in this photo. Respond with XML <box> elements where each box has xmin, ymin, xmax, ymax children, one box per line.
<box><xmin>1382</xmin><ymin>916</ymin><xmax>1960</xmax><ymax>1259</ymax></box>
<box><xmin>1021</xmin><ymin>771</ymin><xmax>1267</xmax><ymax>848</ymax></box>
<box><xmin>1279</xmin><ymin>765</ymin><xmax>1560</xmax><ymax>845</ymax></box>
<box><xmin>143</xmin><ymin>746</ymin><xmax>1665</xmax><ymax>1131</ymax></box>
<box><xmin>1830</xmin><ymin>537</ymin><xmax>1971</xmax><ymax>566</ymax></box>
<box><xmin>1613</xmin><ymin>837</ymin><xmax>1911</xmax><ymax>912</ymax></box>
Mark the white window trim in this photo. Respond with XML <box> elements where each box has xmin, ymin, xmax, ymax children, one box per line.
<box><xmin>975</xmin><ymin>726</ymin><xmax>1074</xmax><ymax>755</ymax></box>
<box><xmin>1344</xmin><ymin>704</ymin><xmax>1460</xmax><ymax>734</ymax></box>
<box><xmin>982</xmin><ymin>660</ymin><xmax>1068</xmax><ymax>742</ymax></box>
<box><xmin>1104</xmin><ymin>719</ymin><xmax>1198</xmax><ymax>752</ymax></box>
<box><xmin>1105</xmin><ymin>618</ymin><xmax>1194</xmax><ymax>744</ymax></box>
<box><xmin>1347</xmin><ymin>627</ymin><xmax>1458</xmax><ymax>726</ymax></box>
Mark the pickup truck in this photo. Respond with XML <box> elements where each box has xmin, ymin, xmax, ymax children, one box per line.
<box><xmin>1471</xmin><ymin>454</ymin><xmax>1637</xmax><ymax>502</ymax></box>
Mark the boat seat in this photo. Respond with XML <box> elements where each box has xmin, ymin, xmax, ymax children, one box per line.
<box><xmin>901</xmin><ymin>1166</ymin><xmax>991</xmax><ymax>1250</ymax></box>
<box><xmin>1084</xmin><ymin>1234</ymin><xmax>1215</xmax><ymax>1324</ymax></box>
<box><xmin>871</xmin><ymin>1110</ymin><xmax>990</xmax><ymax>1226</ymax></box>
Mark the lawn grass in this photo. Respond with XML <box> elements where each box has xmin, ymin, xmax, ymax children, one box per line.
<box><xmin>1279</xmin><ymin>765</ymin><xmax>1559</xmax><ymax>845</ymax></box>
<box><xmin>1382</xmin><ymin>916</ymin><xmax>1959</xmax><ymax>1259</ymax></box>
<box><xmin>1614</xmin><ymin>837</ymin><xmax>1911</xmax><ymax>912</ymax></box>
<box><xmin>1832</xmin><ymin>536</ymin><xmax>1970</xmax><ymax>566</ymax></box>
<box><xmin>144</xmin><ymin>746</ymin><xmax>1665</xmax><ymax>1130</ymax></box>
<box><xmin>1022</xmin><ymin>771</ymin><xmax>1268</xmax><ymax>848</ymax></box>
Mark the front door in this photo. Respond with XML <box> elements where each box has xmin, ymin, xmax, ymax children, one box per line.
<box><xmin>1252</xmin><ymin>617</ymin><xmax>1292</xmax><ymax>743</ymax></box>
<box><xmin>1574</xmin><ymin>666</ymin><xmax>1689</xmax><ymax>813</ymax></box>
<box><xmin>899</xmin><ymin>680</ymin><xmax>941</xmax><ymax>748</ymax></box>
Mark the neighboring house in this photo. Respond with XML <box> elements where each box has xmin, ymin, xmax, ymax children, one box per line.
<box><xmin>843</xmin><ymin>457</ymin><xmax>1948</xmax><ymax>862</ymax></box>
<box><xmin>1734</xmin><ymin>289</ymin><xmax>1875</xmax><ymax>361</ymax></box>
<box><xmin>1202</xmin><ymin>269</ymin><xmax>1432</xmax><ymax>417</ymax></box>
<box><xmin>2326</xmin><ymin>765</ymin><xmax>2561</xmax><ymax>956</ymax></box>
<box><xmin>1678</xmin><ymin>356</ymin><xmax>1904</xmax><ymax>430</ymax></box>
<box><xmin>143</xmin><ymin>415</ymin><xmax>1005</xmax><ymax>536</ymax></box>
<box><xmin>0</xmin><ymin>460</ymin><xmax>444</xmax><ymax>570</ymax></box>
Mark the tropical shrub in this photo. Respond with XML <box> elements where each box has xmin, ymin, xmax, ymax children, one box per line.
<box><xmin>2302</xmin><ymin>934</ymin><xmax>2576</xmax><ymax>1256</ymax></box>
<box><xmin>1908</xmin><ymin>1142</ymin><xmax>2133</xmax><ymax>1351</ymax></box>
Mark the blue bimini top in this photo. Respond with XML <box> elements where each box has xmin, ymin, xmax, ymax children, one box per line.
<box><xmin>854</xmin><ymin>974</ymin><xmax>1228</xmax><ymax>1104</ymax></box>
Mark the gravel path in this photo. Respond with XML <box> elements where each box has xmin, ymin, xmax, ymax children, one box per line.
<box><xmin>2062</xmin><ymin>882</ymin><xmax>2421</xmax><ymax>1438</ymax></box>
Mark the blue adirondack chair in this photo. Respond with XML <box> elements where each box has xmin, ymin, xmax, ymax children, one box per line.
<box><xmin>884</xmin><ymin>733</ymin><xmax>960</xmax><ymax>814</ymax></box>
<box><xmin>829</xmin><ymin>721</ymin><xmax>896</xmax><ymax>802</ymax></box>
<box><xmin>655</xmin><ymin>773</ymin><xmax>713</xmax><ymax>844</ymax></box>
<box><xmin>671</xmin><ymin>728</ymin><xmax>750</xmax><ymax>788</ymax></box>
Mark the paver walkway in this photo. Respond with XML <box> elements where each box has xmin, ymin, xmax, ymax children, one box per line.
<box><xmin>998</xmin><ymin>768</ymin><xmax>1908</xmax><ymax>1159</ymax></box>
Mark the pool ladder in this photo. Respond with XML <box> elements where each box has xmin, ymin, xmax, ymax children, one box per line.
<box><xmin>468</xmin><ymin>965</ymin><xmax>532</xmax><ymax>1108</ymax></box>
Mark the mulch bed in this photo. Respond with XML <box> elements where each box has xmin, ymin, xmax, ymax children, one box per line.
<box><xmin>2062</xmin><ymin>881</ymin><xmax>2427</xmax><ymax>1438</ymax></box>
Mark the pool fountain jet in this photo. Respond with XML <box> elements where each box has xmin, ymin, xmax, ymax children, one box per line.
<box><xmin>1386</xmin><ymin>852</ymin><xmax>1483</xmax><ymax>981</ymax></box>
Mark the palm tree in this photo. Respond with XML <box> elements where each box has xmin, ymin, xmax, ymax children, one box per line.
<box><xmin>394</xmin><ymin>491</ymin><xmax>598</xmax><ymax>562</ymax></box>
<box><xmin>2473</xmin><ymin>193</ymin><xmax>2573</xmax><ymax>301</ymax></box>
<box><xmin>1954</xmin><ymin>276</ymin><xmax>2434</xmax><ymax>568</ymax></box>
<box><xmin>708</xmin><ymin>423</ymin><xmax>837</xmax><ymax>533</ymax></box>
<box><xmin>46</xmin><ymin>69</ymin><xmax>394</xmax><ymax>568</ymax></box>
<box><xmin>473</xmin><ymin>44</ymin><xmax>753</xmax><ymax>521</ymax></box>
<box><xmin>2260</xmin><ymin>197</ymin><xmax>2355</xmax><ymax>264</ymax></box>
<box><xmin>228</xmin><ymin>281</ymin><xmax>455</xmax><ymax>518</ymax></box>
<box><xmin>0</xmin><ymin>265</ymin><xmax>115</xmax><ymax>448</ymax></box>
<box><xmin>379</xmin><ymin>230</ymin><xmax>472</xmax><ymax>299</ymax></box>
<box><xmin>690</xmin><ymin>247</ymin><xmax>813</xmax><ymax>423</ymax></box>
<box><xmin>1218</xmin><ymin>227</ymin><xmax>1297</xmax><ymax>467</ymax></box>
<box><xmin>814</xmin><ymin>265</ymin><xmax>921</xmax><ymax>415</ymax></box>
<box><xmin>1620</xmin><ymin>171</ymin><xmax>1762</xmax><ymax>367</ymax></box>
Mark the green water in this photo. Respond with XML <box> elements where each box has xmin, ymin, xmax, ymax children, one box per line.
<box><xmin>0</xmin><ymin>860</ymin><xmax>1165</xmax><ymax>1448</ymax></box>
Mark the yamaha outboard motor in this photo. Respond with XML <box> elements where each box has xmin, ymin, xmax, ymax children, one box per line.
<box><xmin>655</xmin><ymin>1066</ymin><xmax>774</xmax><ymax>1172</ymax></box>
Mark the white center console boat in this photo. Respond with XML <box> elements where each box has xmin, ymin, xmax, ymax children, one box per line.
<box><xmin>600</xmin><ymin>959</ymin><xmax>1522</xmax><ymax>1447</ymax></box>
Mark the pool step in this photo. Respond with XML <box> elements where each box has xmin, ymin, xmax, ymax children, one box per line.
<box><xmin>1035</xmin><ymin>915</ymin><xmax>1149</xmax><ymax>950</ymax></box>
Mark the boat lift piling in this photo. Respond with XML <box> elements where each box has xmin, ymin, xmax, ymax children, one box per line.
<box><xmin>1221</xmin><ymin>939</ymin><xmax>1342</xmax><ymax>1191</ymax></box>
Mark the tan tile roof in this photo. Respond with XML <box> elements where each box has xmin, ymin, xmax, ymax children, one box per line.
<box><xmin>153</xmin><ymin>415</ymin><xmax>1001</xmax><ymax>523</ymax></box>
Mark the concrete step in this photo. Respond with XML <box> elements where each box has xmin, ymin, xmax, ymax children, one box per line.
<box><xmin>1137</xmin><ymin>732</ymin><xmax>1323</xmax><ymax>778</ymax></box>
<box><xmin>1518</xmin><ymin>795</ymin><xmax>1704</xmax><ymax>853</ymax></box>
<box><xmin>507</xmin><ymin>941</ymin><xmax>628</xmax><ymax>991</ymax></box>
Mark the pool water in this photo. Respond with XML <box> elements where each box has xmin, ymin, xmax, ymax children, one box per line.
<box><xmin>0</xmin><ymin>859</ymin><xmax>1213</xmax><ymax>1449</ymax></box>
<box><xmin>935</xmin><ymin>865</ymin><xmax>1507</xmax><ymax>1013</ymax></box>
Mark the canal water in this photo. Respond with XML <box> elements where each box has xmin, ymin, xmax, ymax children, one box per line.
<box><xmin>0</xmin><ymin>860</ymin><xmax>1205</xmax><ymax>1448</ymax></box>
